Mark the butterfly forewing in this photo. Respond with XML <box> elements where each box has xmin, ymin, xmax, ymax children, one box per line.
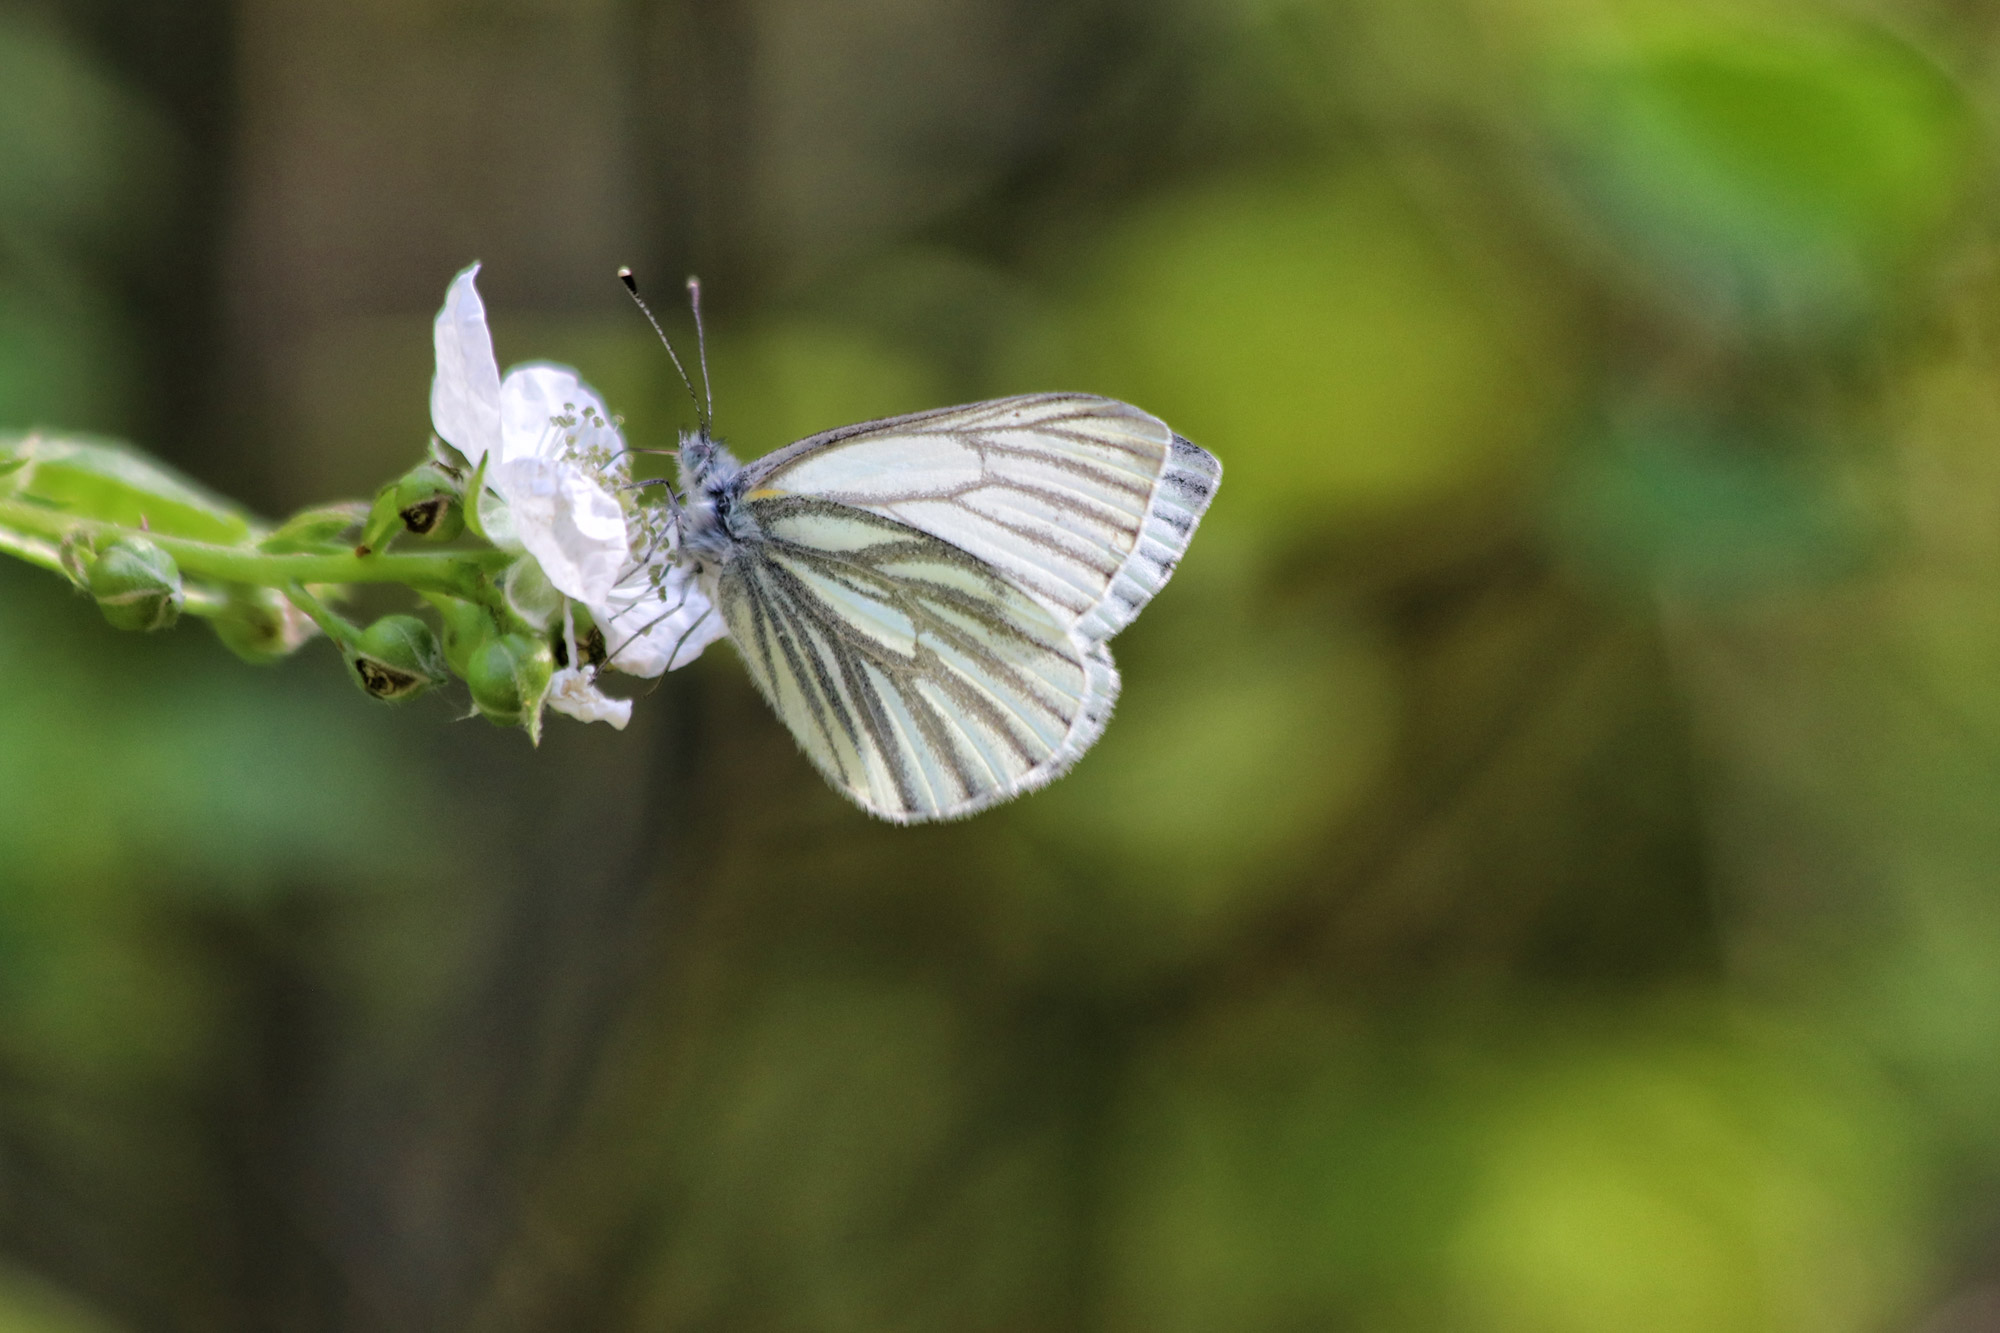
<box><xmin>715</xmin><ymin>497</ymin><xmax>1118</xmax><ymax>822</ymax></box>
<box><xmin>740</xmin><ymin>394</ymin><xmax>1220</xmax><ymax>643</ymax></box>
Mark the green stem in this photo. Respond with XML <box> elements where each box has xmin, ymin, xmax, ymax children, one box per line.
<box><xmin>0</xmin><ymin>508</ymin><xmax>230</xmax><ymax>615</ymax></box>
<box><xmin>0</xmin><ymin>497</ymin><xmax>513</xmax><ymax>598</ymax></box>
<box><xmin>0</xmin><ymin>524</ymin><xmax>65</xmax><ymax>577</ymax></box>
<box><xmin>281</xmin><ymin>582</ymin><xmax>357</xmax><ymax>646</ymax></box>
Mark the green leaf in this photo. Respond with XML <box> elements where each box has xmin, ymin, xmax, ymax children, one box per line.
<box><xmin>260</xmin><ymin>501</ymin><xmax>367</xmax><ymax>554</ymax></box>
<box><xmin>0</xmin><ymin>432</ymin><xmax>256</xmax><ymax>545</ymax></box>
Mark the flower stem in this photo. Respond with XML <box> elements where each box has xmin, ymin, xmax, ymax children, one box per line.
<box><xmin>0</xmin><ymin>524</ymin><xmax>65</xmax><ymax>578</ymax></box>
<box><xmin>0</xmin><ymin>497</ymin><xmax>513</xmax><ymax>598</ymax></box>
<box><xmin>281</xmin><ymin>582</ymin><xmax>356</xmax><ymax>646</ymax></box>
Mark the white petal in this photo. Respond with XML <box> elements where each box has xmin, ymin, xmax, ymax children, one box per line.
<box><xmin>498</xmin><ymin>363</ymin><xmax>626</xmax><ymax>473</ymax></box>
<box><xmin>495</xmin><ymin>458</ymin><xmax>631</xmax><ymax>604</ymax></box>
<box><xmin>589</xmin><ymin>563</ymin><xmax>726</xmax><ymax>677</ymax></box>
<box><xmin>546</xmin><ymin>667</ymin><xmax>633</xmax><ymax>729</ymax></box>
<box><xmin>476</xmin><ymin>484</ymin><xmax>519</xmax><ymax>549</ymax></box>
<box><xmin>430</xmin><ymin>263</ymin><xmax>504</xmax><ymax>465</ymax></box>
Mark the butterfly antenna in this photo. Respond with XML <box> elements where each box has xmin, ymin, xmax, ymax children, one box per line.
<box><xmin>687</xmin><ymin>276</ymin><xmax>714</xmax><ymax>434</ymax></box>
<box><xmin>618</xmin><ymin>267</ymin><xmax>703</xmax><ymax>430</ymax></box>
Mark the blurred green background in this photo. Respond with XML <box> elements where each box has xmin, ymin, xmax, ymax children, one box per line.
<box><xmin>2</xmin><ymin>0</ymin><xmax>1999</xmax><ymax>1328</ymax></box>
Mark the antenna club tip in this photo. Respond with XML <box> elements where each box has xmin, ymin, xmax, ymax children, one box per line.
<box><xmin>617</xmin><ymin>267</ymin><xmax>639</xmax><ymax>292</ymax></box>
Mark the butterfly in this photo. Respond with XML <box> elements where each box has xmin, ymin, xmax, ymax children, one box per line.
<box><xmin>617</xmin><ymin>275</ymin><xmax>1219</xmax><ymax>824</ymax></box>
<box><xmin>658</xmin><ymin>393</ymin><xmax>1220</xmax><ymax>823</ymax></box>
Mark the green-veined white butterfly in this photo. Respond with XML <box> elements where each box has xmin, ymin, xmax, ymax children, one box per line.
<box><xmin>622</xmin><ymin>279</ymin><xmax>1220</xmax><ymax>823</ymax></box>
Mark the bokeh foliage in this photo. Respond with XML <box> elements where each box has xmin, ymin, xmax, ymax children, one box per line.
<box><xmin>4</xmin><ymin>0</ymin><xmax>2000</xmax><ymax>1329</ymax></box>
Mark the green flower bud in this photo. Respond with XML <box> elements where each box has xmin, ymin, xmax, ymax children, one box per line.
<box><xmin>465</xmin><ymin>632</ymin><xmax>554</xmax><ymax>735</ymax></box>
<box><xmin>209</xmin><ymin>586</ymin><xmax>318</xmax><ymax>664</ymax></box>
<box><xmin>347</xmin><ymin>614</ymin><xmax>449</xmax><ymax>702</ymax></box>
<box><xmin>424</xmin><ymin>593</ymin><xmax>498</xmax><ymax>678</ymax></box>
<box><xmin>393</xmin><ymin>461</ymin><xmax>465</xmax><ymax>541</ymax></box>
<box><xmin>359</xmin><ymin>462</ymin><xmax>466</xmax><ymax>554</ymax></box>
<box><xmin>402</xmin><ymin>498</ymin><xmax>463</xmax><ymax>541</ymax></box>
<box><xmin>88</xmin><ymin>536</ymin><xmax>183</xmax><ymax>632</ymax></box>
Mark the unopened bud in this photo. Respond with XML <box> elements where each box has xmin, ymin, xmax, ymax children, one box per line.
<box><xmin>359</xmin><ymin>462</ymin><xmax>466</xmax><ymax>554</ymax></box>
<box><xmin>210</xmin><ymin>587</ymin><xmax>318</xmax><ymax>663</ymax></box>
<box><xmin>392</xmin><ymin>461</ymin><xmax>464</xmax><ymax>541</ymax></box>
<box><xmin>465</xmin><ymin>632</ymin><xmax>554</xmax><ymax>733</ymax></box>
<box><xmin>347</xmin><ymin>613</ymin><xmax>448</xmax><ymax>702</ymax></box>
<box><xmin>88</xmin><ymin>537</ymin><xmax>183</xmax><ymax>632</ymax></box>
<box><xmin>425</xmin><ymin>594</ymin><xmax>497</xmax><ymax>678</ymax></box>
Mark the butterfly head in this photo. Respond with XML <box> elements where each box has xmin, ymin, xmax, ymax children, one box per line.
<box><xmin>675</xmin><ymin>428</ymin><xmax>738</xmax><ymax>492</ymax></box>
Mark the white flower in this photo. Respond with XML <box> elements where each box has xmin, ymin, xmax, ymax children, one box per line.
<box><xmin>545</xmin><ymin>667</ymin><xmax>633</xmax><ymax>730</ymax></box>
<box><xmin>429</xmin><ymin>263</ymin><xmax>629</xmax><ymax>606</ymax></box>
<box><xmin>588</xmin><ymin>560</ymin><xmax>726</xmax><ymax>678</ymax></box>
<box><xmin>427</xmin><ymin>261</ymin><xmax>726</xmax><ymax>720</ymax></box>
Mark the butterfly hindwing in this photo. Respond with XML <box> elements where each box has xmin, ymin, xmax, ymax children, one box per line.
<box><xmin>714</xmin><ymin>496</ymin><xmax>1117</xmax><ymax>822</ymax></box>
<box><xmin>739</xmin><ymin>394</ymin><xmax>1220</xmax><ymax>643</ymax></box>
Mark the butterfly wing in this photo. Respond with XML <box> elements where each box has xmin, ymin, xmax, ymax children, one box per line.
<box><xmin>719</xmin><ymin>394</ymin><xmax>1220</xmax><ymax>822</ymax></box>
<box><xmin>713</xmin><ymin>498</ymin><xmax>1118</xmax><ymax>821</ymax></box>
<box><xmin>740</xmin><ymin>394</ymin><xmax>1220</xmax><ymax>642</ymax></box>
